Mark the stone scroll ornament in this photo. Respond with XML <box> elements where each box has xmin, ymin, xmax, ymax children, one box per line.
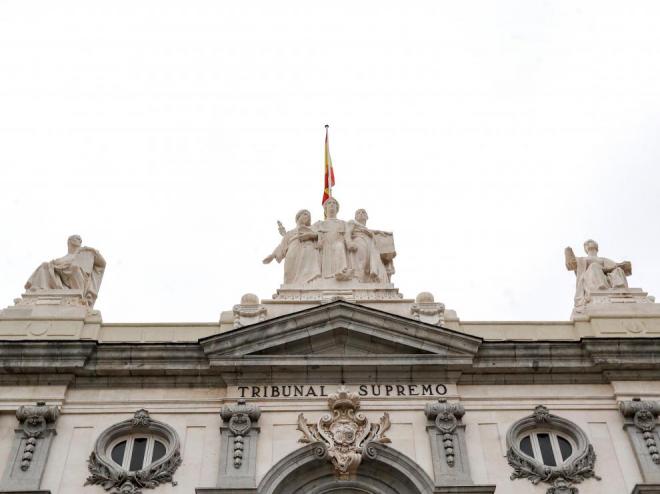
<box><xmin>16</xmin><ymin>401</ymin><xmax>60</xmax><ymax>471</ymax></box>
<box><xmin>620</xmin><ymin>399</ymin><xmax>660</xmax><ymax>464</ymax></box>
<box><xmin>296</xmin><ymin>386</ymin><xmax>391</xmax><ymax>480</ymax></box>
<box><xmin>85</xmin><ymin>409</ymin><xmax>182</xmax><ymax>494</ymax></box>
<box><xmin>424</xmin><ymin>399</ymin><xmax>464</xmax><ymax>466</ymax></box>
<box><xmin>220</xmin><ymin>399</ymin><xmax>261</xmax><ymax>468</ymax></box>
<box><xmin>506</xmin><ymin>405</ymin><xmax>600</xmax><ymax>494</ymax></box>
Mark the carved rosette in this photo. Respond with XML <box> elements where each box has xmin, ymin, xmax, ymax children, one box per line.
<box><xmin>506</xmin><ymin>405</ymin><xmax>600</xmax><ymax>494</ymax></box>
<box><xmin>620</xmin><ymin>399</ymin><xmax>660</xmax><ymax>464</ymax></box>
<box><xmin>220</xmin><ymin>399</ymin><xmax>261</xmax><ymax>468</ymax></box>
<box><xmin>15</xmin><ymin>401</ymin><xmax>59</xmax><ymax>471</ymax></box>
<box><xmin>425</xmin><ymin>399</ymin><xmax>464</xmax><ymax>466</ymax></box>
<box><xmin>85</xmin><ymin>409</ymin><xmax>182</xmax><ymax>494</ymax></box>
<box><xmin>297</xmin><ymin>386</ymin><xmax>391</xmax><ymax>480</ymax></box>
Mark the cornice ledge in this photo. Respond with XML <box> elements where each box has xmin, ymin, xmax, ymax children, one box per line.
<box><xmin>582</xmin><ymin>338</ymin><xmax>660</xmax><ymax>367</ymax></box>
<box><xmin>0</xmin><ymin>340</ymin><xmax>96</xmax><ymax>373</ymax></box>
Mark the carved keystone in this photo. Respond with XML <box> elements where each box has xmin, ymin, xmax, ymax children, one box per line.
<box><xmin>621</xmin><ymin>399</ymin><xmax>660</xmax><ymax>484</ymax></box>
<box><xmin>1</xmin><ymin>401</ymin><xmax>59</xmax><ymax>491</ymax></box>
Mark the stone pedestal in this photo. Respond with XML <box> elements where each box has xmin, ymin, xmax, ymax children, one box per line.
<box><xmin>572</xmin><ymin>288</ymin><xmax>657</xmax><ymax>320</ymax></box>
<box><xmin>0</xmin><ymin>290</ymin><xmax>101</xmax><ymax>340</ymax></box>
<box><xmin>272</xmin><ymin>279</ymin><xmax>404</xmax><ymax>302</ymax></box>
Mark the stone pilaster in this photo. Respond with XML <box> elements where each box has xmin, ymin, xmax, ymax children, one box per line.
<box><xmin>425</xmin><ymin>399</ymin><xmax>472</xmax><ymax>486</ymax></box>
<box><xmin>621</xmin><ymin>399</ymin><xmax>660</xmax><ymax>487</ymax></box>
<box><xmin>216</xmin><ymin>400</ymin><xmax>261</xmax><ymax>489</ymax></box>
<box><xmin>0</xmin><ymin>402</ymin><xmax>59</xmax><ymax>493</ymax></box>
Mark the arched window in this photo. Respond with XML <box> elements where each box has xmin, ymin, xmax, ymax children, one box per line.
<box><xmin>85</xmin><ymin>409</ymin><xmax>181</xmax><ymax>493</ymax></box>
<box><xmin>108</xmin><ymin>434</ymin><xmax>169</xmax><ymax>471</ymax></box>
<box><xmin>518</xmin><ymin>430</ymin><xmax>574</xmax><ymax>466</ymax></box>
<box><xmin>506</xmin><ymin>405</ymin><xmax>600</xmax><ymax>492</ymax></box>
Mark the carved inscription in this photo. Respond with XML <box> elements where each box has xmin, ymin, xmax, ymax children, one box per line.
<box><xmin>234</xmin><ymin>383</ymin><xmax>448</xmax><ymax>399</ymax></box>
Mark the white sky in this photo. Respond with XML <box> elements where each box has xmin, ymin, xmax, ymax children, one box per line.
<box><xmin>1</xmin><ymin>1</ymin><xmax>659</xmax><ymax>322</ymax></box>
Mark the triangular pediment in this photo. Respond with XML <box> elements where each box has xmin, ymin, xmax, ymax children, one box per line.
<box><xmin>200</xmin><ymin>302</ymin><xmax>482</xmax><ymax>384</ymax></box>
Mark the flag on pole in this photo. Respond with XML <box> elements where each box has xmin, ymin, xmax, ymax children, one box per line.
<box><xmin>322</xmin><ymin>124</ymin><xmax>335</xmax><ymax>205</ymax></box>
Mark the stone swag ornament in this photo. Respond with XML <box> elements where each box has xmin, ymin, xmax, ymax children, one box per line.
<box><xmin>620</xmin><ymin>399</ymin><xmax>660</xmax><ymax>464</ymax></box>
<box><xmin>425</xmin><ymin>399</ymin><xmax>464</xmax><ymax>467</ymax></box>
<box><xmin>220</xmin><ymin>399</ymin><xmax>261</xmax><ymax>469</ymax></box>
<box><xmin>296</xmin><ymin>386</ymin><xmax>391</xmax><ymax>480</ymax></box>
<box><xmin>16</xmin><ymin>401</ymin><xmax>60</xmax><ymax>471</ymax></box>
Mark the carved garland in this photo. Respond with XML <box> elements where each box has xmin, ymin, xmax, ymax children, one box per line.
<box><xmin>506</xmin><ymin>405</ymin><xmax>600</xmax><ymax>494</ymax></box>
<box><xmin>16</xmin><ymin>401</ymin><xmax>59</xmax><ymax>471</ymax></box>
<box><xmin>220</xmin><ymin>399</ymin><xmax>261</xmax><ymax>468</ymax></box>
<box><xmin>297</xmin><ymin>386</ymin><xmax>391</xmax><ymax>480</ymax></box>
<box><xmin>424</xmin><ymin>399</ymin><xmax>464</xmax><ymax>466</ymax></box>
<box><xmin>85</xmin><ymin>409</ymin><xmax>181</xmax><ymax>494</ymax></box>
<box><xmin>620</xmin><ymin>399</ymin><xmax>660</xmax><ymax>464</ymax></box>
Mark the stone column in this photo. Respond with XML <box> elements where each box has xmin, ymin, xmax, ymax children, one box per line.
<box><xmin>425</xmin><ymin>399</ymin><xmax>472</xmax><ymax>485</ymax></box>
<box><xmin>0</xmin><ymin>402</ymin><xmax>59</xmax><ymax>493</ymax></box>
<box><xmin>216</xmin><ymin>399</ymin><xmax>261</xmax><ymax>490</ymax></box>
<box><xmin>620</xmin><ymin>399</ymin><xmax>660</xmax><ymax>493</ymax></box>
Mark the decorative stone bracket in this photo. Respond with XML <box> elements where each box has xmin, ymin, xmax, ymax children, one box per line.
<box><xmin>425</xmin><ymin>399</ymin><xmax>473</xmax><ymax>485</ymax></box>
<box><xmin>297</xmin><ymin>386</ymin><xmax>391</xmax><ymax>480</ymax></box>
<box><xmin>0</xmin><ymin>401</ymin><xmax>59</xmax><ymax>492</ymax></box>
<box><xmin>220</xmin><ymin>399</ymin><xmax>261</xmax><ymax>469</ymax></box>
<box><xmin>621</xmin><ymin>399</ymin><xmax>660</xmax><ymax>485</ymax></box>
<box><xmin>216</xmin><ymin>400</ymin><xmax>261</xmax><ymax>489</ymax></box>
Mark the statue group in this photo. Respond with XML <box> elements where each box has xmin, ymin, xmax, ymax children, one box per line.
<box><xmin>263</xmin><ymin>198</ymin><xmax>396</xmax><ymax>286</ymax></box>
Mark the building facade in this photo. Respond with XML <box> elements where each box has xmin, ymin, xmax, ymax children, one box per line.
<box><xmin>1</xmin><ymin>210</ymin><xmax>660</xmax><ymax>494</ymax></box>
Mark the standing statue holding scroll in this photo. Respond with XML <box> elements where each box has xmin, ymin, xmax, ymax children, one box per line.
<box><xmin>24</xmin><ymin>235</ymin><xmax>106</xmax><ymax>307</ymax></box>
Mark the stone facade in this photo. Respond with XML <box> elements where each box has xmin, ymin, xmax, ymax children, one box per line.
<box><xmin>2</xmin><ymin>225</ymin><xmax>660</xmax><ymax>494</ymax></box>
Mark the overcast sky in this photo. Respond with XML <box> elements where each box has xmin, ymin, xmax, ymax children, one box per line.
<box><xmin>1</xmin><ymin>1</ymin><xmax>659</xmax><ymax>322</ymax></box>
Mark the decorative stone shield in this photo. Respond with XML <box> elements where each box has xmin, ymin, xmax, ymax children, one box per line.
<box><xmin>297</xmin><ymin>386</ymin><xmax>391</xmax><ymax>480</ymax></box>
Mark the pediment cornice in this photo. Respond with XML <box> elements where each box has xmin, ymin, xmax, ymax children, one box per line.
<box><xmin>200</xmin><ymin>300</ymin><xmax>482</xmax><ymax>359</ymax></box>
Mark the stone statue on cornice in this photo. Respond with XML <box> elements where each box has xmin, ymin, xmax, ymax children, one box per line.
<box><xmin>565</xmin><ymin>239</ymin><xmax>631</xmax><ymax>308</ymax></box>
<box><xmin>24</xmin><ymin>235</ymin><xmax>106</xmax><ymax>307</ymax></box>
<box><xmin>346</xmin><ymin>209</ymin><xmax>389</xmax><ymax>283</ymax></box>
<box><xmin>263</xmin><ymin>209</ymin><xmax>321</xmax><ymax>284</ymax></box>
<box><xmin>312</xmin><ymin>197</ymin><xmax>353</xmax><ymax>281</ymax></box>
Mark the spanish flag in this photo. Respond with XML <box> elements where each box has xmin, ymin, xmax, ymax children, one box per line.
<box><xmin>322</xmin><ymin>124</ymin><xmax>335</xmax><ymax>205</ymax></box>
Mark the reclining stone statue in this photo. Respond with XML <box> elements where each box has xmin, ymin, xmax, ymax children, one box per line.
<box><xmin>24</xmin><ymin>235</ymin><xmax>106</xmax><ymax>307</ymax></box>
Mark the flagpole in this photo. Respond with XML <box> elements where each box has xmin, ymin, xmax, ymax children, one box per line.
<box><xmin>325</xmin><ymin>124</ymin><xmax>331</xmax><ymax>198</ymax></box>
